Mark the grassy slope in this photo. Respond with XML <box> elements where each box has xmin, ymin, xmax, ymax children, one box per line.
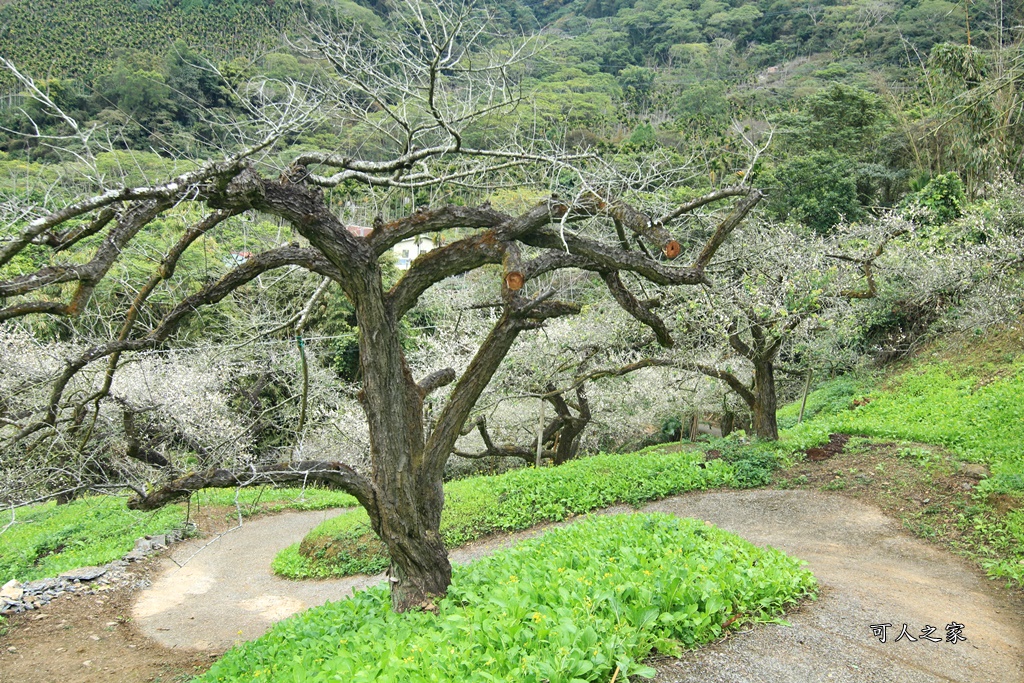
<box><xmin>781</xmin><ymin>326</ymin><xmax>1024</xmax><ymax>491</ymax></box>
<box><xmin>0</xmin><ymin>487</ymin><xmax>356</xmax><ymax>583</ymax></box>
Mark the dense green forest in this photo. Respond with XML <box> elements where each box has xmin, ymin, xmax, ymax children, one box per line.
<box><xmin>2</xmin><ymin>0</ymin><xmax>1022</xmax><ymax>217</ymax></box>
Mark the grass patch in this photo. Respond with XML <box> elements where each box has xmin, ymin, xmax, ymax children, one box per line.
<box><xmin>1</xmin><ymin>486</ymin><xmax>357</xmax><ymax>584</ymax></box>
<box><xmin>777</xmin><ymin>373</ymin><xmax>879</xmax><ymax>430</ymax></box>
<box><xmin>977</xmin><ymin>508</ymin><xmax>1024</xmax><ymax>585</ymax></box>
<box><xmin>189</xmin><ymin>486</ymin><xmax>357</xmax><ymax>516</ymax></box>
<box><xmin>275</xmin><ymin>447</ymin><xmax>736</xmax><ymax>579</ymax></box>
<box><xmin>0</xmin><ymin>496</ymin><xmax>185</xmax><ymax>583</ymax></box>
<box><xmin>203</xmin><ymin>514</ymin><xmax>816</xmax><ymax>683</ymax></box>
<box><xmin>786</xmin><ymin>361</ymin><xmax>1024</xmax><ymax>491</ymax></box>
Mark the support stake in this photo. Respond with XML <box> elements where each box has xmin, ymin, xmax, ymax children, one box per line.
<box><xmin>798</xmin><ymin>368</ymin><xmax>813</xmax><ymax>424</ymax></box>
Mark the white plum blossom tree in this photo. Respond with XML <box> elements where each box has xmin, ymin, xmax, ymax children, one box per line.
<box><xmin>0</xmin><ymin>0</ymin><xmax>764</xmax><ymax>611</ymax></box>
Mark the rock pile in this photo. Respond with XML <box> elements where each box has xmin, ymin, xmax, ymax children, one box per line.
<box><xmin>1</xmin><ymin>527</ymin><xmax>188</xmax><ymax>615</ymax></box>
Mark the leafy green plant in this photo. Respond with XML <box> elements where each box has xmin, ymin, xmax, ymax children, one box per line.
<box><xmin>896</xmin><ymin>446</ymin><xmax>944</xmax><ymax>472</ymax></box>
<box><xmin>980</xmin><ymin>509</ymin><xmax>1024</xmax><ymax>585</ymax></box>
<box><xmin>903</xmin><ymin>172</ymin><xmax>965</xmax><ymax>226</ymax></box>
<box><xmin>813</xmin><ymin>363</ymin><xmax>1024</xmax><ymax>489</ymax></box>
<box><xmin>732</xmin><ymin>456</ymin><xmax>774</xmax><ymax>488</ymax></box>
<box><xmin>776</xmin><ymin>373</ymin><xmax>877</xmax><ymax>428</ymax></box>
<box><xmin>190</xmin><ymin>486</ymin><xmax>357</xmax><ymax>516</ymax></box>
<box><xmin>205</xmin><ymin>514</ymin><xmax>816</xmax><ymax>683</ymax></box>
<box><xmin>276</xmin><ymin>447</ymin><xmax>736</xmax><ymax>579</ymax></box>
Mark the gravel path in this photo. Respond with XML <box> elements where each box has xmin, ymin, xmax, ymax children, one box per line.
<box><xmin>133</xmin><ymin>491</ymin><xmax>1024</xmax><ymax>682</ymax></box>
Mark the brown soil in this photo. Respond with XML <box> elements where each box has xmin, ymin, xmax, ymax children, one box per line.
<box><xmin>0</xmin><ymin>505</ymin><xmax>282</xmax><ymax>683</ymax></box>
<box><xmin>804</xmin><ymin>432</ymin><xmax>850</xmax><ymax>461</ymax></box>
<box><xmin>0</xmin><ymin>561</ymin><xmax>214</xmax><ymax>683</ymax></box>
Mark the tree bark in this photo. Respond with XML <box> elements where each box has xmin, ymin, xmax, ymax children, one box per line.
<box><xmin>353</xmin><ymin>268</ymin><xmax>453</xmax><ymax>613</ymax></box>
<box><xmin>375</xmin><ymin>498</ymin><xmax>451</xmax><ymax>613</ymax></box>
<box><xmin>751</xmin><ymin>361</ymin><xmax>779</xmax><ymax>440</ymax></box>
<box><xmin>721</xmin><ymin>411</ymin><xmax>735</xmax><ymax>437</ymax></box>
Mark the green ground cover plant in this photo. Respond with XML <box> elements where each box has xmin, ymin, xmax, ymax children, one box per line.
<box><xmin>771</xmin><ymin>332</ymin><xmax>1024</xmax><ymax>585</ymax></box>
<box><xmin>190</xmin><ymin>487</ymin><xmax>357</xmax><ymax>516</ymax></box>
<box><xmin>0</xmin><ymin>487</ymin><xmax>356</xmax><ymax>583</ymax></box>
<box><xmin>274</xmin><ymin>447</ymin><xmax>735</xmax><ymax>579</ymax></box>
<box><xmin>0</xmin><ymin>496</ymin><xmax>183</xmax><ymax>583</ymax></box>
<box><xmin>976</xmin><ymin>508</ymin><xmax>1024</xmax><ymax>584</ymax></box>
<box><xmin>780</xmin><ymin>361</ymin><xmax>1024</xmax><ymax>491</ymax></box>
<box><xmin>202</xmin><ymin>514</ymin><xmax>817</xmax><ymax>683</ymax></box>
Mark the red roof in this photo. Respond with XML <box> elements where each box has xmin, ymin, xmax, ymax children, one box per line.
<box><xmin>347</xmin><ymin>225</ymin><xmax>372</xmax><ymax>238</ymax></box>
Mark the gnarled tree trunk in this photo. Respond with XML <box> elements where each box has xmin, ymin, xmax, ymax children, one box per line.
<box><xmin>750</xmin><ymin>360</ymin><xmax>779</xmax><ymax>441</ymax></box>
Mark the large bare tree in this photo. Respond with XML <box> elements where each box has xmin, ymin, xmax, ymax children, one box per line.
<box><xmin>0</xmin><ymin>0</ymin><xmax>762</xmax><ymax>611</ymax></box>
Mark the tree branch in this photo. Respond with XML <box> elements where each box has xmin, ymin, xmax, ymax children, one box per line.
<box><xmin>677</xmin><ymin>361</ymin><xmax>756</xmax><ymax>407</ymax></box>
<box><xmin>657</xmin><ymin>185</ymin><xmax>754</xmax><ymax>225</ymax></box>
<box><xmin>692</xmin><ymin>190</ymin><xmax>764</xmax><ymax>269</ymax></box>
<box><xmin>127</xmin><ymin>460</ymin><xmax>375</xmax><ymax>511</ymax></box>
<box><xmin>418</xmin><ymin>368</ymin><xmax>457</xmax><ymax>396</ymax></box>
<box><xmin>367</xmin><ymin>204</ymin><xmax>507</xmax><ymax>255</ymax></box>
<box><xmin>10</xmin><ymin>246</ymin><xmax>342</xmax><ymax>441</ymax></box>
<box><xmin>601</xmin><ymin>271</ymin><xmax>674</xmax><ymax>347</ymax></box>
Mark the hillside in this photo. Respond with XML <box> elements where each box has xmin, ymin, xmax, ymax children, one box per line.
<box><xmin>0</xmin><ymin>0</ymin><xmax>293</xmax><ymax>87</ymax></box>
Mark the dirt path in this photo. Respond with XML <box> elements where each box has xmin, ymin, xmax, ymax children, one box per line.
<box><xmin>134</xmin><ymin>505</ymin><xmax>607</xmax><ymax>651</ymax></box>
<box><xmin>647</xmin><ymin>491</ymin><xmax>1024</xmax><ymax>683</ymax></box>
<box><xmin>130</xmin><ymin>489</ymin><xmax>1024</xmax><ymax>682</ymax></box>
<box><xmin>4</xmin><ymin>490</ymin><xmax>1021</xmax><ymax>683</ymax></box>
<box><xmin>134</xmin><ymin>507</ymin><xmax>358</xmax><ymax>650</ymax></box>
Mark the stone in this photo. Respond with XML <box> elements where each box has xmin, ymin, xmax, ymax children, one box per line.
<box><xmin>960</xmin><ymin>463</ymin><xmax>989</xmax><ymax>480</ymax></box>
<box><xmin>0</xmin><ymin>580</ymin><xmax>23</xmax><ymax>601</ymax></box>
<box><xmin>133</xmin><ymin>538</ymin><xmax>154</xmax><ymax>553</ymax></box>
<box><xmin>149</xmin><ymin>534</ymin><xmax>167</xmax><ymax>548</ymax></box>
<box><xmin>22</xmin><ymin>578</ymin><xmax>59</xmax><ymax>593</ymax></box>
<box><xmin>60</xmin><ymin>566</ymin><xmax>106</xmax><ymax>582</ymax></box>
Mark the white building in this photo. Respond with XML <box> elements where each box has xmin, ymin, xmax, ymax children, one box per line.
<box><xmin>392</xmin><ymin>235</ymin><xmax>436</xmax><ymax>269</ymax></box>
<box><xmin>345</xmin><ymin>224</ymin><xmax>436</xmax><ymax>270</ymax></box>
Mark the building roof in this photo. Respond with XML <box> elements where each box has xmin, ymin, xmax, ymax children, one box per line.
<box><xmin>347</xmin><ymin>225</ymin><xmax>373</xmax><ymax>238</ymax></box>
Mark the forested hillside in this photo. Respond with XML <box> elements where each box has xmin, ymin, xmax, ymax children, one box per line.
<box><xmin>2</xmin><ymin>0</ymin><xmax>1021</xmax><ymax>202</ymax></box>
<box><xmin>0</xmin><ymin>0</ymin><xmax>291</xmax><ymax>84</ymax></box>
